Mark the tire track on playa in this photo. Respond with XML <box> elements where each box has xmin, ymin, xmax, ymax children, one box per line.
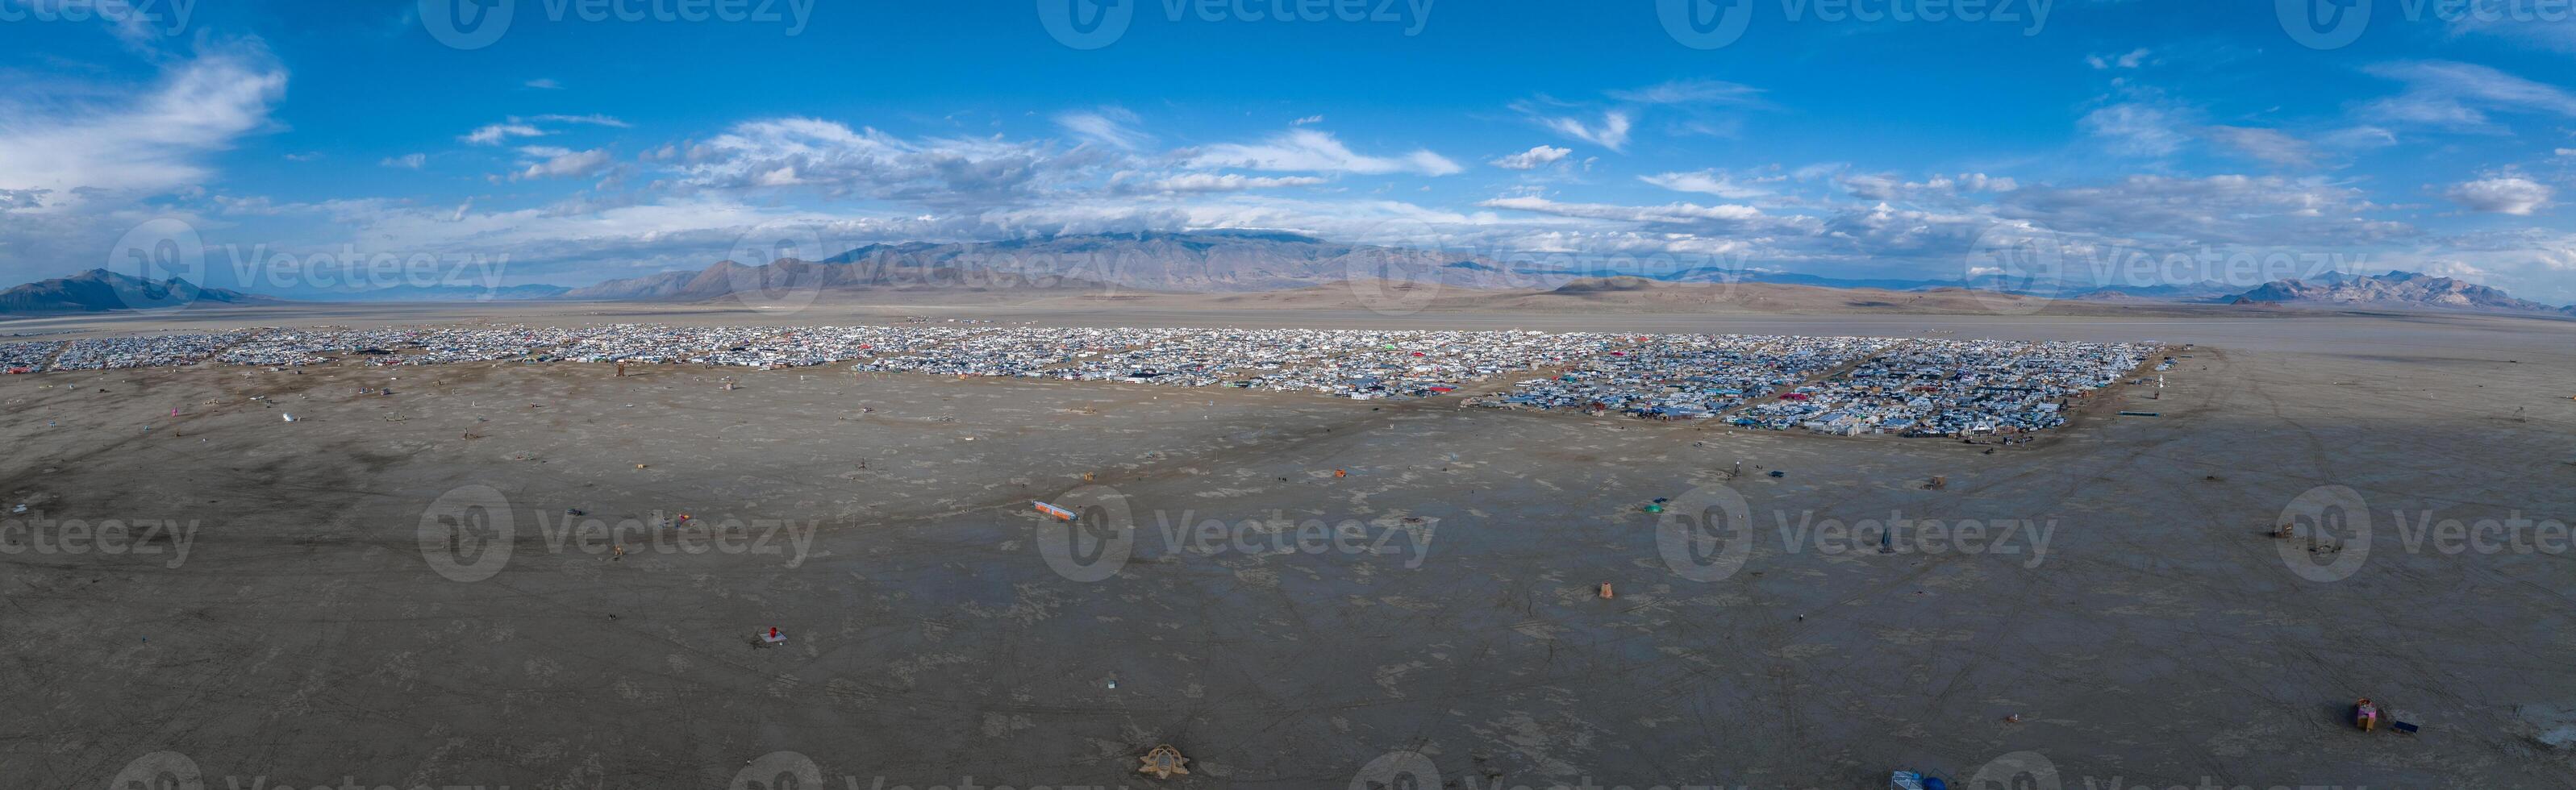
<box><xmin>2026</xmin><ymin>348</ymin><xmax>2340</xmax><ymax>777</ymax></box>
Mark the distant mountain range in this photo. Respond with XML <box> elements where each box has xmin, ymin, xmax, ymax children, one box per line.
<box><xmin>565</xmin><ymin>231</ymin><xmax>1480</xmax><ymax>299</ymax></box>
<box><xmin>2225</xmin><ymin>270</ymin><xmax>2576</xmax><ymax>316</ymax></box>
<box><xmin>559</xmin><ymin>231</ymin><xmax>2274</xmax><ymax>301</ymax></box>
<box><xmin>0</xmin><ymin>268</ymin><xmax>271</xmax><ymax>314</ymax></box>
<box><xmin>286</xmin><ymin>283</ymin><xmax>571</xmax><ymax>302</ymax></box>
<box><xmin>4</xmin><ymin>235</ymin><xmax>2572</xmax><ymax>318</ymax></box>
<box><xmin>554</xmin><ymin>232</ymin><xmax>2576</xmax><ymax>317</ymax></box>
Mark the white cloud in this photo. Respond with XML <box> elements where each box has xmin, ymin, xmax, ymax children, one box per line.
<box><xmin>2395</xmin><ymin>227</ymin><xmax>2576</xmax><ymax>303</ymax></box>
<box><xmin>2086</xmin><ymin>48</ymin><xmax>2153</xmax><ymax>69</ymax></box>
<box><xmin>2446</xmin><ymin>177</ymin><xmax>2553</xmax><ymax>214</ymax></box>
<box><xmin>1053</xmin><ymin>108</ymin><xmax>1151</xmax><ymax>151</ymax></box>
<box><xmin>533</xmin><ymin>113</ymin><xmax>630</xmax><ymax>128</ymax></box>
<box><xmin>44</xmin><ymin>0</ymin><xmax>184</xmax><ymax>51</ymax></box>
<box><xmin>2362</xmin><ymin>60</ymin><xmax>2576</xmax><ymax>134</ymax></box>
<box><xmin>1506</xmin><ymin>81</ymin><xmax>1765</xmax><ymax>156</ymax></box>
<box><xmin>2082</xmin><ymin>102</ymin><xmax>2190</xmax><ymax>157</ymax></box>
<box><xmin>463</xmin><ymin>114</ymin><xmax>627</xmax><ymax>146</ymax></box>
<box><xmin>2323</xmin><ymin>126</ymin><xmax>2400</xmax><ymax>150</ymax></box>
<box><xmin>381</xmin><ymin>153</ymin><xmax>427</xmax><ymax>169</ymax></box>
<box><xmin>2205</xmin><ymin>126</ymin><xmax>2317</xmax><ymax>167</ymax></box>
<box><xmin>1640</xmin><ymin>169</ymin><xmax>1775</xmax><ymax>199</ymax></box>
<box><xmin>526</xmin><ymin>78</ymin><xmax>563</xmax><ymax>89</ymax></box>
<box><xmin>511</xmin><ymin>147</ymin><xmax>614</xmax><ymax>181</ymax></box>
<box><xmin>1490</xmin><ymin>146</ymin><xmax>1573</xmax><ymax>170</ymax></box>
<box><xmin>1136</xmin><ymin>173</ymin><xmax>1328</xmax><ymax>193</ymax></box>
<box><xmin>1836</xmin><ymin>172</ymin><xmax>2017</xmax><ymax>201</ymax></box>
<box><xmin>1952</xmin><ymin>173</ymin><xmax>2018</xmax><ymax>193</ymax></box>
<box><xmin>464</xmin><ymin>123</ymin><xmax>544</xmax><ymax>145</ymax></box>
<box><xmin>1185</xmin><ymin>129</ymin><xmax>1461</xmax><ymax>176</ymax></box>
<box><xmin>2445</xmin><ymin>1</ymin><xmax>2576</xmax><ymax>54</ymax></box>
<box><xmin>677</xmin><ymin>117</ymin><xmax>1097</xmax><ymax>203</ymax></box>
<box><xmin>1478</xmin><ymin>195</ymin><xmax>1802</xmax><ymax>233</ymax></box>
<box><xmin>1997</xmin><ymin>174</ymin><xmax>2407</xmax><ymax>245</ymax></box>
<box><xmin>0</xmin><ymin>39</ymin><xmax>287</xmax><ymax>210</ymax></box>
<box><xmin>1533</xmin><ymin>110</ymin><xmax>1633</xmax><ymax>152</ymax></box>
<box><xmin>1607</xmin><ymin>79</ymin><xmax>1765</xmax><ymax>106</ymax></box>
<box><xmin>1291</xmin><ymin>114</ymin><xmax>1324</xmax><ymax>126</ymax></box>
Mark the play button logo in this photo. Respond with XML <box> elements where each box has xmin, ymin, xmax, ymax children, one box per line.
<box><xmin>1039</xmin><ymin>0</ymin><xmax>1133</xmax><ymax>49</ymax></box>
<box><xmin>2276</xmin><ymin>0</ymin><xmax>2371</xmax><ymax>50</ymax></box>
<box><xmin>1658</xmin><ymin>0</ymin><xmax>1753</xmax><ymax>50</ymax></box>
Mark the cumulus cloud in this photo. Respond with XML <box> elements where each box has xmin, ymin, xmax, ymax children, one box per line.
<box><xmin>1490</xmin><ymin>146</ymin><xmax>1573</xmax><ymax>170</ymax></box>
<box><xmin>1821</xmin><ymin>203</ymin><xmax>1996</xmax><ymax>260</ymax></box>
<box><xmin>1184</xmin><ymin>129</ymin><xmax>1461</xmax><ymax>176</ymax></box>
<box><xmin>676</xmin><ymin>117</ymin><xmax>1099</xmax><ymax>204</ymax></box>
<box><xmin>2446</xmin><ymin>177</ymin><xmax>2553</xmax><ymax>214</ymax></box>
<box><xmin>2397</xmin><ymin>227</ymin><xmax>2576</xmax><ymax>302</ymax></box>
<box><xmin>1996</xmin><ymin>174</ymin><xmax>2408</xmax><ymax>245</ymax></box>
<box><xmin>381</xmin><ymin>153</ymin><xmax>427</xmax><ymax>169</ymax></box>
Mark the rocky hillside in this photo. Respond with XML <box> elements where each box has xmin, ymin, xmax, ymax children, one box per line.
<box><xmin>0</xmin><ymin>268</ymin><xmax>271</xmax><ymax>314</ymax></box>
<box><xmin>2228</xmin><ymin>271</ymin><xmax>2576</xmax><ymax>316</ymax></box>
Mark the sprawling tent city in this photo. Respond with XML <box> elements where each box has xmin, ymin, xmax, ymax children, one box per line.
<box><xmin>3</xmin><ymin>2</ymin><xmax>2574</xmax><ymax>788</ymax></box>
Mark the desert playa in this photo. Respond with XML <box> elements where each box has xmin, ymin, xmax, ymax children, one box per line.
<box><xmin>2</xmin><ymin>305</ymin><xmax>2574</xmax><ymax>788</ymax></box>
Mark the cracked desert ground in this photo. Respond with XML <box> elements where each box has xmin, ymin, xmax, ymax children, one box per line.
<box><xmin>3</xmin><ymin>305</ymin><xmax>2574</xmax><ymax>789</ymax></box>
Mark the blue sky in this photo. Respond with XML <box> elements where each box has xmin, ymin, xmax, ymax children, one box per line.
<box><xmin>4</xmin><ymin>0</ymin><xmax>2576</xmax><ymax>301</ymax></box>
